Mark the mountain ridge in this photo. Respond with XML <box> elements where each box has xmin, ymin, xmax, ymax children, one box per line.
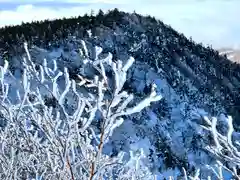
<box><xmin>0</xmin><ymin>9</ymin><xmax>239</xmax><ymax>127</ymax></box>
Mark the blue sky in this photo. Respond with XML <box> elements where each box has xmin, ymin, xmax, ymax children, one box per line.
<box><xmin>0</xmin><ymin>0</ymin><xmax>239</xmax><ymax>49</ymax></box>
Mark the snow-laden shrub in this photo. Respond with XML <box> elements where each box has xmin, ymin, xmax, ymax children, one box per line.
<box><xmin>183</xmin><ymin>110</ymin><xmax>240</xmax><ymax>180</ymax></box>
<box><xmin>199</xmin><ymin>115</ymin><xmax>240</xmax><ymax>179</ymax></box>
<box><xmin>0</xmin><ymin>42</ymin><xmax>161</xmax><ymax>180</ymax></box>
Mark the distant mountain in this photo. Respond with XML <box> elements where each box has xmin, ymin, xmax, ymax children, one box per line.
<box><xmin>0</xmin><ymin>9</ymin><xmax>239</xmax><ymax>178</ymax></box>
<box><xmin>219</xmin><ymin>48</ymin><xmax>240</xmax><ymax>63</ymax></box>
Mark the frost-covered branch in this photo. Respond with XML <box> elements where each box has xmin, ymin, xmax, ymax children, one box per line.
<box><xmin>0</xmin><ymin>41</ymin><xmax>162</xmax><ymax>180</ymax></box>
<box><xmin>200</xmin><ymin>115</ymin><xmax>240</xmax><ymax>179</ymax></box>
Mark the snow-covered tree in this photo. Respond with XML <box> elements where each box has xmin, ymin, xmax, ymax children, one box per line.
<box><xmin>200</xmin><ymin>115</ymin><xmax>240</xmax><ymax>179</ymax></box>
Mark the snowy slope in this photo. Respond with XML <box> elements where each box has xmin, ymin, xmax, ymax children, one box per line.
<box><xmin>1</xmin><ymin>39</ymin><xmax>237</xmax><ymax>179</ymax></box>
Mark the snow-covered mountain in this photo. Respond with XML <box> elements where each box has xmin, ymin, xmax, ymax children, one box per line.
<box><xmin>219</xmin><ymin>48</ymin><xmax>240</xmax><ymax>63</ymax></box>
<box><xmin>0</xmin><ymin>9</ymin><xmax>240</xmax><ymax>179</ymax></box>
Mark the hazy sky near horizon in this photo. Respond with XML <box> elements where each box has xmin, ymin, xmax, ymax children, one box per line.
<box><xmin>0</xmin><ymin>0</ymin><xmax>239</xmax><ymax>49</ymax></box>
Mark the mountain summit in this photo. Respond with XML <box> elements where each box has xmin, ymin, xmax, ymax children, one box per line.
<box><xmin>0</xmin><ymin>9</ymin><xmax>239</xmax><ymax>179</ymax></box>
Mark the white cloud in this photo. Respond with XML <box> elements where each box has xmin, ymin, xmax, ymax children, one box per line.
<box><xmin>0</xmin><ymin>0</ymin><xmax>239</xmax><ymax>49</ymax></box>
<box><xmin>121</xmin><ymin>0</ymin><xmax>240</xmax><ymax>49</ymax></box>
<box><xmin>0</xmin><ymin>3</ymin><xmax>121</xmax><ymax>27</ymax></box>
<box><xmin>0</xmin><ymin>5</ymin><xmax>63</xmax><ymax>25</ymax></box>
<box><xmin>0</xmin><ymin>0</ymin><xmax>125</xmax><ymax>3</ymax></box>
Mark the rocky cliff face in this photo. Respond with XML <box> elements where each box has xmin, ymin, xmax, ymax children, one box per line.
<box><xmin>0</xmin><ymin>9</ymin><xmax>239</xmax><ymax>178</ymax></box>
